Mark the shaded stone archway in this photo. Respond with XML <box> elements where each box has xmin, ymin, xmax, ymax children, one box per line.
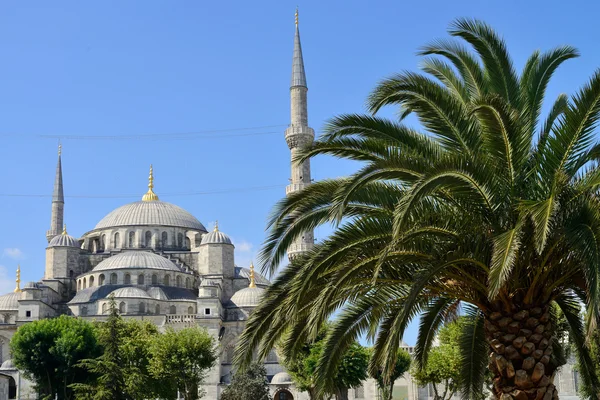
<box><xmin>273</xmin><ymin>388</ymin><xmax>294</xmax><ymax>400</ymax></box>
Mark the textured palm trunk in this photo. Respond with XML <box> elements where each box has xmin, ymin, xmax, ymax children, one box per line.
<box><xmin>484</xmin><ymin>305</ymin><xmax>559</xmax><ymax>400</ymax></box>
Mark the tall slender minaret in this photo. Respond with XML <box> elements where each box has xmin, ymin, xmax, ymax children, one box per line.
<box><xmin>46</xmin><ymin>144</ymin><xmax>64</xmax><ymax>242</ymax></box>
<box><xmin>285</xmin><ymin>9</ymin><xmax>315</xmax><ymax>260</ymax></box>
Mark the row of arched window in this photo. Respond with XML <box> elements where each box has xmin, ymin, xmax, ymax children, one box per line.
<box><xmin>94</xmin><ymin>231</ymin><xmax>190</xmax><ymax>251</ymax></box>
<box><xmin>77</xmin><ymin>273</ymin><xmax>192</xmax><ymax>291</ymax></box>
<box><xmin>88</xmin><ymin>303</ymin><xmax>195</xmax><ymax>315</ymax></box>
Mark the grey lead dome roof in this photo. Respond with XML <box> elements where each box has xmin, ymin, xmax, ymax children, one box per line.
<box><xmin>201</xmin><ymin>229</ymin><xmax>232</xmax><ymax>245</ymax></box>
<box><xmin>94</xmin><ymin>201</ymin><xmax>206</xmax><ymax>231</ymax></box>
<box><xmin>110</xmin><ymin>287</ymin><xmax>152</xmax><ymax>299</ymax></box>
<box><xmin>93</xmin><ymin>251</ymin><xmax>180</xmax><ymax>272</ymax></box>
<box><xmin>0</xmin><ymin>359</ymin><xmax>15</xmax><ymax>370</ymax></box>
<box><xmin>49</xmin><ymin>234</ymin><xmax>80</xmax><ymax>248</ymax></box>
<box><xmin>271</xmin><ymin>372</ymin><xmax>292</xmax><ymax>384</ymax></box>
<box><xmin>0</xmin><ymin>292</ymin><xmax>19</xmax><ymax>311</ymax></box>
<box><xmin>229</xmin><ymin>286</ymin><xmax>265</xmax><ymax>308</ymax></box>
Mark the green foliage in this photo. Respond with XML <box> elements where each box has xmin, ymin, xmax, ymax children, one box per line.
<box><xmin>220</xmin><ymin>363</ymin><xmax>270</xmax><ymax>400</ymax></box>
<box><xmin>148</xmin><ymin>326</ymin><xmax>217</xmax><ymax>400</ymax></box>
<box><xmin>235</xmin><ymin>17</ymin><xmax>600</xmax><ymax>397</ymax></box>
<box><xmin>369</xmin><ymin>348</ymin><xmax>411</xmax><ymax>400</ymax></box>
<box><xmin>10</xmin><ymin>315</ymin><xmax>101</xmax><ymax>400</ymax></box>
<box><xmin>412</xmin><ymin>321</ymin><xmax>462</xmax><ymax>400</ymax></box>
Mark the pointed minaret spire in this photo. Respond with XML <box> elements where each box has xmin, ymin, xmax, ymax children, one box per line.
<box><xmin>14</xmin><ymin>264</ymin><xmax>21</xmax><ymax>293</ymax></box>
<box><xmin>291</xmin><ymin>8</ymin><xmax>307</xmax><ymax>89</ymax></box>
<box><xmin>285</xmin><ymin>8</ymin><xmax>315</xmax><ymax>260</ymax></box>
<box><xmin>46</xmin><ymin>144</ymin><xmax>65</xmax><ymax>242</ymax></box>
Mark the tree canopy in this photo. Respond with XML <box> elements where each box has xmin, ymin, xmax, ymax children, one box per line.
<box><xmin>235</xmin><ymin>17</ymin><xmax>600</xmax><ymax>399</ymax></box>
<box><xmin>220</xmin><ymin>363</ymin><xmax>270</xmax><ymax>400</ymax></box>
<box><xmin>10</xmin><ymin>315</ymin><xmax>101</xmax><ymax>400</ymax></box>
<box><xmin>369</xmin><ymin>347</ymin><xmax>411</xmax><ymax>400</ymax></box>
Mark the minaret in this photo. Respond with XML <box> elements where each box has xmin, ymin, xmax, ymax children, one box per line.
<box><xmin>285</xmin><ymin>9</ymin><xmax>315</xmax><ymax>260</ymax></box>
<box><xmin>46</xmin><ymin>144</ymin><xmax>64</xmax><ymax>242</ymax></box>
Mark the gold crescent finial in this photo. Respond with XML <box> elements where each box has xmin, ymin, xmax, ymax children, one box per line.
<box><xmin>249</xmin><ymin>262</ymin><xmax>257</xmax><ymax>288</ymax></box>
<box><xmin>14</xmin><ymin>264</ymin><xmax>21</xmax><ymax>293</ymax></box>
<box><xmin>142</xmin><ymin>164</ymin><xmax>159</xmax><ymax>201</ymax></box>
<box><xmin>214</xmin><ymin>221</ymin><xmax>219</xmax><ymax>232</ymax></box>
<box><xmin>62</xmin><ymin>224</ymin><xmax>67</xmax><ymax>235</ymax></box>
<box><xmin>295</xmin><ymin>8</ymin><xmax>298</xmax><ymax>26</ymax></box>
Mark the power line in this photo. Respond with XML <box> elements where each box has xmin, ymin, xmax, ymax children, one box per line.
<box><xmin>0</xmin><ymin>184</ymin><xmax>286</xmax><ymax>199</ymax></box>
<box><xmin>0</xmin><ymin>124</ymin><xmax>289</xmax><ymax>140</ymax></box>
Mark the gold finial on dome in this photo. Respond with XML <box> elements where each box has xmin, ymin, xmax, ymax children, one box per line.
<box><xmin>295</xmin><ymin>8</ymin><xmax>298</xmax><ymax>26</ymax></box>
<box><xmin>62</xmin><ymin>224</ymin><xmax>67</xmax><ymax>235</ymax></box>
<box><xmin>142</xmin><ymin>164</ymin><xmax>160</xmax><ymax>202</ymax></box>
<box><xmin>14</xmin><ymin>264</ymin><xmax>21</xmax><ymax>293</ymax></box>
<box><xmin>249</xmin><ymin>262</ymin><xmax>257</xmax><ymax>288</ymax></box>
<box><xmin>214</xmin><ymin>220</ymin><xmax>219</xmax><ymax>232</ymax></box>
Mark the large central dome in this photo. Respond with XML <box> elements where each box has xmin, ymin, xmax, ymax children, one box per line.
<box><xmin>94</xmin><ymin>201</ymin><xmax>206</xmax><ymax>231</ymax></box>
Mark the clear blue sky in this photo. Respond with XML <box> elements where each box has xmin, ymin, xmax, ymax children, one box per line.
<box><xmin>1</xmin><ymin>0</ymin><xmax>599</xmax><ymax>345</ymax></box>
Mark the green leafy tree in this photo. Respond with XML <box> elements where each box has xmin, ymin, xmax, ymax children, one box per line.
<box><xmin>412</xmin><ymin>321</ymin><xmax>462</xmax><ymax>400</ymax></box>
<box><xmin>278</xmin><ymin>327</ymin><xmax>368</xmax><ymax>400</ymax></box>
<box><xmin>236</xmin><ymin>18</ymin><xmax>600</xmax><ymax>399</ymax></box>
<box><xmin>220</xmin><ymin>363</ymin><xmax>270</xmax><ymax>400</ymax></box>
<box><xmin>149</xmin><ymin>326</ymin><xmax>217</xmax><ymax>400</ymax></box>
<box><xmin>369</xmin><ymin>348</ymin><xmax>411</xmax><ymax>400</ymax></box>
<box><xmin>10</xmin><ymin>315</ymin><xmax>100</xmax><ymax>400</ymax></box>
<box><xmin>72</xmin><ymin>298</ymin><xmax>170</xmax><ymax>400</ymax></box>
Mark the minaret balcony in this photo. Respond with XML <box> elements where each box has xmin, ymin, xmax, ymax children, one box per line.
<box><xmin>286</xmin><ymin>183</ymin><xmax>309</xmax><ymax>194</ymax></box>
<box><xmin>285</xmin><ymin>125</ymin><xmax>314</xmax><ymax>149</ymax></box>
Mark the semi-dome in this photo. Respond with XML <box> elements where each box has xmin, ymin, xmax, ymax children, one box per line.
<box><xmin>93</xmin><ymin>251</ymin><xmax>180</xmax><ymax>272</ymax></box>
<box><xmin>271</xmin><ymin>372</ymin><xmax>292</xmax><ymax>384</ymax></box>
<box><xmin>0</xmin><ymin>292</ymin><xmax>20</xmax><ymax>311</ymax></box>
<box><xmin>109</xmin><ymin>287</ymin><xmax>152</xmax><ymax>299</ymax></box>
<box><xmin>0</xmin><ymin>359</ymin><xmax>15</xmax><ymax>370</ymax></box>
<box><xmin>230</xmin><ymin>287</ymin><xmax>265</xmax><ymax>308</ymax></box>
<box><xmin>94</xmin><ymin>201</ymin><xmax>206</xmax><ymax>231</ymax></box>
<box><xmin>201</xmin><ymin>223</ymin><xmax>232</xmax><ymax>245</ymax></box>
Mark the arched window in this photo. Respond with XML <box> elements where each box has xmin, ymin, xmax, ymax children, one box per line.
<box><xmin>129</xmin><ymin>231</ymin><xmax>135</xmax><ymax>248</ymax></box>
<box><xmin>138</xmin><ymin>274</ymin><xmax>144</xmax><ymax>285</ymax></box>
<box><xmin>81</xmin><ymin>306</ymin><xmax>88</xmax><ymax>316</ymax></box>
<box><xmin>176</xmin><ymin>276</ymin><xmax>182</xmax><ymax>287</ymax></box>
<box><xmin>77</xmin><ymin>280</ymin><xmax>81</xmax><ymax>291</ymax></box>
<box><xmin>185</xmin><ymin>237</ymin><xmax>190</xmax><ymax>249</ymax></box>
<box><xmin>110</xmin><ymin>273</ymin><xmax>117</xmax><ymax>285</ymax></box>
<box><xmin>185</xmin><ymin>277</ymin><xmax>190</xmax><ymax>289</ymax></box>
<box><xmin>145</xmin><ymin>231</ymin><xmax>152</xmax><ymax>248</ymax></box>
<box><xmin>114</xmin><ymin>232</ymin><xmax>120</xmax><ymax>248</ymax></box>
<box><xmin>69</xmin><ymin>270</ymin><xmax>74</xmax><ymax>278</ymax></box>
<box><xmin>139</xmin><ymin>302</ymin><xmax>146</xmax><ymax>314</ymax></box>
<box><xmin>8</xmin><ymin>376</ymin><xmax>16</xmax><ymax>399</ymax></box>
<box><xmin>83</xmin><ymin>277</ymin><xmax>87</xmax><ymax>289</ymax></box>
<box><xmin>102</xmin><ymin>303</ymin><xmax>108</xmax><ymax>314</ymax></box>
<box><xmin>177</xmin><ymin>233</ymin><xmax>183</xmax><ymax>248</ymax></box>
<box><xmin>119</xmin><ymin>302</ymin><xmax>126</xmax><ymax>314</ymax></box>
<box><xmin>164</xmin><ymin>275</ymin><xmax>170</xmax><ymax>286</ymax></box>
<box><xmin>152</xmin><ymin>274</ymin><xmax>158</xmax><ymax>285</ymax></box>
<box><xmin>99</xmin><ymin>274</ymin><xmax>105</xmax><ymax>285</ymax></box>
<box><xmin>187</xmin><ymin>306</ymin><xmax>194</xmax><ymax>314</ymax></box>
<box><xmin>89</xmin><ymin>276</ymin><xmax>95</xmax><ymax>287</ymax></box>
<box><xmin>161</xmin><ymin>232</ymin><xmax>168</xmax><ymax>248</ymax></box>
<box><xmin>100</xmin><ymin>234</ymin><xmax>106</xmax><ymax>251</ymax></box>
<box><xmin>169</xmin><ymin>305</ymin><xmax>176</xmax><ymax>314</ymax></box>
<box><xmin>124</xmin><ymin>274</ymin><xmax>131</xmax><ymax>284</ymax></box>
<box><xmin>155</xmin><ymin>304</ymin><xmax>160</xmax><ymax>314</ymax></box>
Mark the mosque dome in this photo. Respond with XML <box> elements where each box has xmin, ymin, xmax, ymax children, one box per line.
<box><xmin>0</xmin><ymin>359</ymin><xmax>15</xmax><ymax>370</ymax></box>
<box><xmin>0</xmin><ymin>292</ymin><xmax>20</xmax><ymax>311</ymax></box>
<box><xmin>109</xmin><ymin>287</ymin><xmax>152</xmax><ymax>299</ymax></box>
<box><xmin>93</xmin><ymin>251</ymin><xmax>180</xmax><ymax>272</ymax></box>
<box><xmin>49</xmin><ymin>226</ymin><xmax>79</xmax><ymax>247</ymax></box>
<box><xmin>201</xmin><ymin>223</ymin><xmax>232</xmax><ymax>245</ymax></box>
<box><xmin>230</xmin><ymin>263</ymin><xmax>264</xmax><ymax>307</ymax></box>
<box><xmin>271</xmin><ymin>372</ymin><xmax>292</xmax><ymax>384</ymax></box>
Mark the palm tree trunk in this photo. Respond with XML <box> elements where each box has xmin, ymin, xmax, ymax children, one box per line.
<box><xmin>335</xmin><ymin>387</ymin><xmax>349</xmax><ymax>400</ymax></box>
<box><xmin>484</xmin><ymin>305</ymin><xmax>559</xmax><ymax>399</ymax></box>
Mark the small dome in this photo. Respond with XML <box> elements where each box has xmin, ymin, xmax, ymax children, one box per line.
<box><xmin>147</xmin><ymin>287</ymin><xmax>169</xmax><ymax>300</ymax></box>
<box><xmin>49</xmin><ymin>233</ymin><xmax>80</xmax><ymax>248</ymax></box>
<box><xmin>0</xmin><ymin>359</ymin><xmax>15</xmax><ymax>370</ymax></box>
<box><xmin>229</xmin><ymin>287</ymin><xmax>265</xmax><ymax>308</ymax></box>
<box><xmin>201</xmin><ymin>225</ymin><xmax>232</xmax><ymax>245</ymax></box>
<box><xmin>94</xmin><ymin>201</ymin><xmax>206</xmax><ymax>231</ymax></box>
<box><xmin>109</xmin><ymin>287</ymin><xmax>152</xmax><ymax>299</ymax></box>
<box><xmin>93</xmin><ymin>251</ymin><xmax>180</xmax><ymax>272</ymax></box>
<box><xmin>23</xmin><ymin>281</ymin><xmax>39</xmax><ymax>290</ymax></box>
<box><xmin>271</xmin><ymin>372</ymin><xmax>291</xmax><ymax>384</ymax></box>
<box><xmin>0</xmin><ymin>292</ymin><xmax>20</xmax><ymax>311</ymax></box>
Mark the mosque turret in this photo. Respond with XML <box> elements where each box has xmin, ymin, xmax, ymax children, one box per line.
<box><xmin>46</xmin><ymin>145</ymin><xmax>64</xmax><ymax>242</ymax></box>
<box><xmin>285</xmin><ymin>9</ymin><xmax>315</xmax><ymax>260</ymax></box>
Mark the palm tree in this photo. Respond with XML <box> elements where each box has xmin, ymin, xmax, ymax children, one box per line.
<box><xmin>235</xmin><ymin>19</ymin><xmax>600</xmax><ymax>399</ymax></box>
